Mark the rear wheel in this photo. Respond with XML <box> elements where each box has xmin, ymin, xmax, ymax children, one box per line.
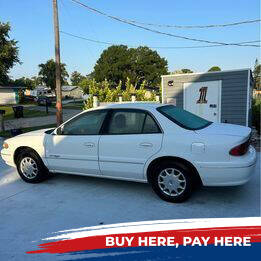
<box><xmin>16</xmin><ymin>149</ymin><xmax>50</xmax><ymax>183</ymax></box>
<box><xmin>149</xmin><ymin>161</ymin><xmax>194</xmax><ymax>203</ymax></box>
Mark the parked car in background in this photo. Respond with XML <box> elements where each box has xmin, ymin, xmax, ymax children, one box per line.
<box><xmin>1</xmin><ymin>103</ymin><xmax>256</xmax><ymax>202</ymax></box>
<box><xmin>26</xmin><ymin>86</ymin><xmax>54</xmax><ymax>98</ymax></box>
<box><xmin>36</xmin><ymin>96</ymin><xmax>52</xmax><ymax>106</ymax></box>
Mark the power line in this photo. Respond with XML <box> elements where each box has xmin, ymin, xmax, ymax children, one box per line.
<box><xmin>69</xmin><ymin>0</ymin><xmax>260</xmax><ymax>29</ymax></box>
<box><xmin>116</xmin><ymin>19</ymin><xmax>261</xmax><ymax>29</ymax></box>
<box><xmin>70</xmin><ymin>0</ymin><xmax>260</xmax><ymax>47</ymax></box>
<box><xmin>60</xmin><ymin>31</ymin><xmax>261</xmax><ymax>49</ymax></box>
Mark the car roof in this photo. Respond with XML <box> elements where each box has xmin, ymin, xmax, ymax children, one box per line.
<box><xmin>97</xmin><ymin>102</ymin><xmax>163</xmax><ymax>110</ymax></box>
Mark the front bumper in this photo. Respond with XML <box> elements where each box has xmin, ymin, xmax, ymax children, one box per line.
<box><xmin>197</xmin><ymin>146</ymin><xmax>257</xmax><ymax>186</ymax></box>
<box><xmin>0</xmin><ymin>150</ymin><xmax>16</xmax><ymax>167</ymax></box>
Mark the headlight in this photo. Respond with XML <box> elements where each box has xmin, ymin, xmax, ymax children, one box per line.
<box><xmin>3</xmin><ymin>142</ymin><xmax>9</xmax><ymax>149</ymax></box>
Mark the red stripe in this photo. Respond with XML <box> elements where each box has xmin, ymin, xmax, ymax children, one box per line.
<box><xmin>27</xmin><ymin>226</ymin><xmax>261</xmax><ymax>254</ymax></box>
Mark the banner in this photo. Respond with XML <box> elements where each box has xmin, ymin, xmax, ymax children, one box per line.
<box><xmin>27</xmin><ymin>217</ymin><xmax>261</xmax><ymax>260</ymax></box>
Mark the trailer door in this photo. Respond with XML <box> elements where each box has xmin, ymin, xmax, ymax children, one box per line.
<box><xmin>183</xmin><ymin>80</ymin><xmax>221</xmax><ymax>122</ymax></box>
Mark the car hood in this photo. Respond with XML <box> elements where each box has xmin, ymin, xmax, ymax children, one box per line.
<box><xmin>17</xmin><ymin>128</ymin><xmax>53</xmax><ymax>137</ymax></box>
<box><xmin>195</xmin><ymin>123</ymin><xmax>251</xmax><ymax>138</ymax></box>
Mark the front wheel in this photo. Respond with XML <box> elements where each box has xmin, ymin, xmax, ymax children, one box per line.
<box><xmin>149</xmin><ymin>161</ymin><xmax>193</xmax><ymax>203</ymax></box>
<box><xmin>17</xmin><ymin>149</ymin><xmax>50</xmax><ymax>183</ymax></box>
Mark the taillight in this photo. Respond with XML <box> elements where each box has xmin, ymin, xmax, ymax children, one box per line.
<box><xmin>229</xmin><ymin>140</ymin><xmax>250</xmax><ymax>156</ymax></box>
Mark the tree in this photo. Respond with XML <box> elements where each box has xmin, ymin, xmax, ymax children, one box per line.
<box><xmin>173</xmin><ymin>69</ymin><xmax>193</xmax><ymax>74</ymax></box>
<box><xmin>93</xmin><ymin>45</ymin><xmax>168</xmax><ymax>88</ymax></box>
<box><xmin>208</xmin><ymin>66</ymin><xmax>221</xmax><ymax>72</ymax></box>
<box><xmin>12</xmin><ymin>77</ymin><xmax>34</xmax><ymax>89</ymax></box>
<box><xmin>0</xmin><ymin>22</ymin><xmax>20</xmax><ymax>85</ymax></box>
<box><xmin>31</xmin><ymin>76</ymin><xmax>43</xmax><ymax>87</ymax></box>
<box><xmin>70</xmin><ymin>71</ymin><xmax>85</xmax><ymax>86</ymax></box>
<box><xmin>253</xmin><ymin>59</ymin><xmax>261</xmax><ymax>90</ymax></box>
<box><xmin>181</xmin><ymin>69</ymin><xmax>193</xmax><ymax>74</ymax></box>
<box><xmin>129</xmin><ymin>46</ymin><xmax>168</xmax><ymax>87</ymax></box>
<box><xmin>38</xmin><ymin>59</ymin><xmax>69</xmax><ymax>90</ymax></box>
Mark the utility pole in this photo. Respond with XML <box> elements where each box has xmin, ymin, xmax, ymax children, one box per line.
<box><xmin>52</xmin><ymin>0</ymin><xmax>63</xmax><ymax>126</ymax></box>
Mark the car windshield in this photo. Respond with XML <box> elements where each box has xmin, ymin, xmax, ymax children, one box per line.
<box><xmin>157</xmin><ymin>105</ymin><xmax>212</xmax><ymax>130</ymax></box>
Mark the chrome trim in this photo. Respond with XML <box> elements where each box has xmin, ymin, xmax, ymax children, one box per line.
<box><xmin>48</xmin><ymin>170</ymin><xmax>148</xmax><ymax>183</ymax></box>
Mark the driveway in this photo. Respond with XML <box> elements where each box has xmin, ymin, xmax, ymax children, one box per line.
<box><xmin>26</xmin><ymin>105</ymin><xmax>81</xmax><ymax>114</ymax></box>
<box><xmin>0</xmin><ymin>138</ymin><xmax>260</xmax><ymax>260</ymax></box>
<box><xmin>3</xmin><ymin>108</ymin><xmax>81</xmax><ymax>131</ymax></box>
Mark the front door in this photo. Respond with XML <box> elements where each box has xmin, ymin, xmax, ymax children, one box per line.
<box><xmin>184</xmin><ymin>80</ymin><xmax>221</xmax><ymax>122</ymax></box>
<box><xmin>99</xmin><ymin>109</ymin><xmax>163</xmax><ymax>180</ymax></box>
<box><xmin>45</xmin><ymin>110</ymin><xmax>107</xmax><ymax>175</ymax></box>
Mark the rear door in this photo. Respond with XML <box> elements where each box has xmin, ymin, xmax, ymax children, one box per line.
<box><xmin>99</xmin><ymin>109</ymin><xmax>163</xmax><ymax>180</ymax></box>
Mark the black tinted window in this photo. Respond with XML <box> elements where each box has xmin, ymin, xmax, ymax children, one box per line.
<box><xmin>61</xmin><ymin>110</ymin><xmax>107</xmax><ymax>135</ymax></box>
<box><xmin>157</xmin><ymin>105</ymin><xmax>211</xmax><ymax>130</ymax></box>
<box><xmin>143</xmin><ymin>114</ymin><xmax>161</xmax><ymax>133</ymax></box>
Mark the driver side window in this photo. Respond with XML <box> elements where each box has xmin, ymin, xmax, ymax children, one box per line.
<box><xmin>59</xmin><ymin>110</ymin><xmax>107</xmax><ymax>135</ymax></box>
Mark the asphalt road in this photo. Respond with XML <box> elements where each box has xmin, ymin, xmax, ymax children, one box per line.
<box><xmin>0</xmin><ymin>142</ymin><xmax>260</xmax><ymax>260</ymax></box>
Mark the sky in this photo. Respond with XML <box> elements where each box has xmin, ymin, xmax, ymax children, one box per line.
<box><xmin>0</xmin><ymin>0</ymin><xmax>260</xmax><ymax>80</ymax></box>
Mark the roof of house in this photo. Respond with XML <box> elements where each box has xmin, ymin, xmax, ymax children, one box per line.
<box><xmin>0</xmin><ymin>86</ymin><xmax>26</xmax><ymax>89</ymax></box>
<box><xmin>34</xmin><ymin>85</ymin><xmax>49</xmax><ymax>90</ymax></box>
<box><xmin>62</xmin><ymin>86</ymin><xmax>80</xmax><ymax>92</ymax></box>
<box><xmin>162</xmin><ymin>68</ymin><xmax>252</xmax><ymax>78</ymax></box>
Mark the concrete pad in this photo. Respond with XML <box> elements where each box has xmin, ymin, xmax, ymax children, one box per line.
<box><xmin>0</xmin><ymin>150</ymin><xmax>260</xmax><ymax>260</ymax></box>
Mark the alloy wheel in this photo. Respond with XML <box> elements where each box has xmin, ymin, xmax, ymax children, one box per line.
<box><xmin>158</xmin><ymin>168</ymin><xmax>186</xmax><ymax>196</ymax></box>
<box><xmin>20</xmin><ymin>157</ymin><xmax>39</xmax><ymax>179</ymax></box>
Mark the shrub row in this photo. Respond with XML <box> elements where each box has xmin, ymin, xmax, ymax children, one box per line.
<box><xmin>81</xmin><ymin>78</ymin><xmax>158</xmax><ymax>109</ymax></box>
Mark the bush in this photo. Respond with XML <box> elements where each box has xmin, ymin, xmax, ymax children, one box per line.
<box><xmin>82</xmin><ymin>78</ymin><xmax>158</xmax><ymax>110</ymax></box>
<box><xmin>252</xmin><ymin>98</ymin><xmax>261</xmax><ymax>134</ymax></box>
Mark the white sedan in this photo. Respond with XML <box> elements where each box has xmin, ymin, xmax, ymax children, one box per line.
<box><xmin>1</xmin><ymin>103</ymin><xmax>257</xmax><ymax>202</ymax></box>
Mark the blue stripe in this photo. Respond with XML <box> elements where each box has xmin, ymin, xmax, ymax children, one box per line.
<box><xmin>61</xmin><ymin>243</ymin><xmax>261</xmax><ymax>261</ymax></box>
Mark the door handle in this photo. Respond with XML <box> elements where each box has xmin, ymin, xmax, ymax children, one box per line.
<box><xmin>49</xmin><ymin>154</ymin><xmax>60</xmax><ymax>158</ymax></box>
<box><xmin>84</xmin><ymin>142</ymin><xmax>95</xmax><ymax>148</ymax></box>
<box><xmin>139</xmin><ymin>142</ymin><xmax>153</xmax><ymax>148</ymax></box>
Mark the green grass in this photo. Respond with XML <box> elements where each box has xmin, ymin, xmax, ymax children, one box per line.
<box><xmin>0</xmin><ymin>106</ymin><xmax>55</xmax><ymax>120</ymax></box>
<box><xmin>49</xmin><ymin>101</ymin><xmax>83</xmax><ymax>110</ymax></box>
<box><xmin>0</xmin><ymin>124</ymin><xmax>56</xmax><ymax>138</ymax></box>
<box><xmin>62</xmin><ymin>101</ymin><xmax>83</xmax><ymax>110</ymax></box>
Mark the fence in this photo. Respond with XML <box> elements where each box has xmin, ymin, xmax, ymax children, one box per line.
<box><xmin>92</xmin><ymin>94</ymin><xmax>161</xmax><ymax>108</ymax></box>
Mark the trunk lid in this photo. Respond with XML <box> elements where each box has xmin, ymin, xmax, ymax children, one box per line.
<box><xmin>195</xmin><ymin>123</ymin><xmax>251</xmax><ymax>138</ymax></box>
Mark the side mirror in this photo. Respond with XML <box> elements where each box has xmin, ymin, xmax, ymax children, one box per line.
<box><xmin>57</xmin><ymin>125</ymin><xmax>65</xmax><ymax>135</ymax></box>
<box><xmin>53</xmin><ymin>125</ymin><xmax>64</xmax><ymax>135</ymax></box>
<box><xmin>52</xmin><ymin>128</ymin><xmax>58</xmax><ymax>135</ymax></box>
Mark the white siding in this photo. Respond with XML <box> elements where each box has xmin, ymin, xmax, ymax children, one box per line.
<box><xmin>162</xmin><ymin>69</ymin><xmax>251</xmax><ymax>126</ymax></box>
<box><xmin>0</xmin><ymin>89</ymin><xmax>16</xmax><ymax>105</ymax></box>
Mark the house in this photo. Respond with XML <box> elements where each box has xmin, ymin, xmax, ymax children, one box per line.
<box><xmin>0</xmin><ymin>86</ymin><xmax>25</xmax><ymax>105</ymax></box>
<box><xmin>61</xmin><ymin>86</ymin><xmax>83</xmax><ymax>99</ymax></box>
<box><xmin>161</xmin><ymin>69</ymin><xmax>253</xmax><ymax>127</ymax></box>
<box><xmin>25</xmin><ymin>86</ymin><xmax>53</xmax><ymax>97</ymax></box>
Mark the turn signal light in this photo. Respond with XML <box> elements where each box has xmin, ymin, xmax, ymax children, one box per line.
<box><xmin>3</xmin><ymin>142</ymin><xmax>9</xmax><ymax>149</ymax></box>
<box><xmin>229</xmin><ymin>140</ymin><xmax>249</xmax><ymax>156</ymax></box>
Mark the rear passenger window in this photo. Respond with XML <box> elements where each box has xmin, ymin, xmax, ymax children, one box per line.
<box><xmin>107</xmin><ymin>110</ymin><xmax>161</xmax><ymax>135</ymax></box>
<box><xmin>143</xmin><ymin>114</ymin><xmax>161</xmax><ymax>134</ymax></box>
<box><xmin>108</xmin><ymin>111</ymin><xmax>146</xmax><ymax>134</ymax></box>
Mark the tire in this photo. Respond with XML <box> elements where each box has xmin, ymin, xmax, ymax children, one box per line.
<box><xmin>149</xmin><ymin>161</ymin><xmax>194</xmax><ymax>203</ymax></box>
<box><xmin>16</xmin><ymin>149</ymin><xmax>50</xmax><ymax>183</ymax></box>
